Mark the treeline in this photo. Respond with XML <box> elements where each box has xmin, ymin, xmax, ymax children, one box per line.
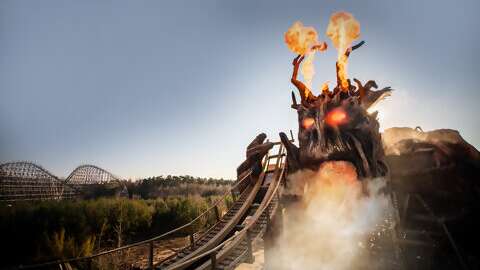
<box><xmin>0</xmin><ymin>196</ymin><xmax>233</xmax><ymax>267</ymax></box>
<box><xmin>0</xmin><ymin>175</ymin><xmax>234</xmax><ymax>268</ymax></box>
<box><xmin>123</xmin><ymin>175</ymin><xmax>232</xmax><ymax>199</ymax></box>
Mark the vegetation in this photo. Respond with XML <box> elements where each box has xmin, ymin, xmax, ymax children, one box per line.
<box><xmin>125</xmin><ymin>175</ymin><xmax>232</xmax><ymax>198</ymax></box>
<box><xmin>0</xmin><ymin>176</ymin><xmax>233</xmax><ymax>268</ymax></box>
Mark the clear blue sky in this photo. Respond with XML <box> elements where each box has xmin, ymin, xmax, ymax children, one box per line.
<box><xmin>1</xmin><ymin>0</ymin><xmax>479</xmax><ymax>179</ymax></box>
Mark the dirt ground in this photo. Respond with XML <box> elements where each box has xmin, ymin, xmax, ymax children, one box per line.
<box><xmin>129</xmin><ymin>236</ymin><xmax>190</xmax><ymax>269</ymax></box>
<box><xmin>235</xmin><ymin>248</ymin><xmax>265</xmax><ymax>270</ymax></box>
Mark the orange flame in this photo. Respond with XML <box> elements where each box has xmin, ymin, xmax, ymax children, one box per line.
<box><xmin>321</xmin><ymin>81</ymin><xmax>330</xmax><ymax>94</ymax></box>
<box><xmin>326</xmin><ymin>12</ymin><xmax>360</xmax><ymax>91</ymax></box>
<box><xmin>285</xmin><ymin>21</ymin><xmax>327</xmax><ymax>88</ymax></box>
<box><xmin>285</xmin><ymin>21</ymin><xmax>319</xmax><ymax>55</ymax></box>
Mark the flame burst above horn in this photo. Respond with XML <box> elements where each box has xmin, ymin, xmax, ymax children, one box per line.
<box><xmin>326</xmin><ymin>11</ymin><xmax>361</xmax><ymax>91</ymax></box>
<box><xmin>284</xmin><ymin>21</ymin><xmax>327</xmax><ymax>88</ymax></box>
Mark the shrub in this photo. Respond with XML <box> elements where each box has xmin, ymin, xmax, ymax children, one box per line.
<box><xmin>0</xmin><ymin>195</ymin><xmax>229</xmax><ymax>268</ymax></box>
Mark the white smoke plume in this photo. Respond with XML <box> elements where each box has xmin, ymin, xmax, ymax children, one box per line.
<box><xmin>267</xmin><ymin>162</ymin><xmax>394</xmax><ymax>270</ymax></box>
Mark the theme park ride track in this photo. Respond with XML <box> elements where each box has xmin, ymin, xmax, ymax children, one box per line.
<box><xmin>17</xmin><ymin>144</ymin><xmax>278</xmax><ymax>270</ymax></box>
<box><xmin>159</xmin><ymin>143</ymin><xmax>286</xmax><ymax>270</ymax></box>
<box><xmin>0</xmin><ymin>162</ymin><xmax>124</xmax><ymax>202</ymax></box>
<box><xmin>166</xmin><ymin>142</ymin><xmax>286</xmax><ymax>270</ymax></box>
<box><xmin>17</xmin><ymin>169</ymin><xmax>254</xmax><ymax>270</ymax></box>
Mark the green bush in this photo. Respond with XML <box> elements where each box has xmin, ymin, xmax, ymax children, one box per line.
<box><xmin>44</xmin><ymin>228</ymin><xmax>95</xmax><ymax>259</ymax></box>
<box><xmin>0</xmin><ymin>195</ymin><xmax>229</xmax><ymax>268</ymax></box>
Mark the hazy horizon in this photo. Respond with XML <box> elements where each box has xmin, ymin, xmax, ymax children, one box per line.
<box><xmin>1</xmin><ymin>0</ymin><xmax>479</xmax><ymax>179</ymax></box>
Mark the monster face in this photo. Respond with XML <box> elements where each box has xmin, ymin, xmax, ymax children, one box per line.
<box><xmin>281</xmin><ymin>80</ymin><xmax>391</xmax><ymax>179</ymax></box>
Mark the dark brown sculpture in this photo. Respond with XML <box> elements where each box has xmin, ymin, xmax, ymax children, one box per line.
<box><xmin>237</xmin><ymin>133</ymin><xmax>274</xmax><ymax>178</ymax></box>
<box><xmin>280</xmin><ymin>43</ymin><xmax>392</xmax><ymax>179</ymax></box>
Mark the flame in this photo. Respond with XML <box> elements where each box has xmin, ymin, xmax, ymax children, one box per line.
<box><xmin>301</xmin><ymin>53</ymin><xmax>316</xmax><ymax>89</ymax></box>
<box><xmin>284</xmin><ymin>21</ymin><xmax>318</xmax><ymax>55</ymax></box>
<box><xmin>305</xmin><ymin>162</ymin><xmax>358</xmax><ymax>206</ymax></box>
<box><xmin>315</xmin><ymin>161</ymin><xmax>358</xmax><ymax>187</ymax></box>
<box><xmin>284</xmin><ymin>21</ymin><xmax>326</xmax><ymax>88</ymax></box>
<box><xmin>326</xmin><ymin>12</ymin><xmax>360</xmax><ymax>91</ymax></box>
<box><xmin>321</xmin><ymin>81</ymin><xmax>330</xmax><ymax>94</ymax></box>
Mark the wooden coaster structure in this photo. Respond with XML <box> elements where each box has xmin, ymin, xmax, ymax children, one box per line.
<box><xmin>0</xmin><ymin>162</ymin><xmax>121</xmax><ymax>202</ymax></box>
<box><xmin>17</xmin><ymin>135</ymin><xmax>291</xmax><ymax>270</ymax></box>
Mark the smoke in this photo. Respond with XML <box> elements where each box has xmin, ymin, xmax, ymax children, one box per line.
<box><xmin>268</xmin><ymin>161</ymin><xmax>393</xmax><ymax>270</ymax></box>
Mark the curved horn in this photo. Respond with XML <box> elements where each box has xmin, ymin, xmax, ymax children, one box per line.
<box><xmin>364</xmin><ymin>80</ymin><xmax>378</xmax><ymax>91</ymax></box>
<box><xmin>291</xmin><ymin>54</ymin><xmax>316</xmax><ymax>104</ymax></box>
<box><xmin>353</xmin><ymin>78</ymin><xmax>365</xmax><ymax>99</ymax></box>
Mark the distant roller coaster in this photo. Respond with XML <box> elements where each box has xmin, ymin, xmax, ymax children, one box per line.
<box><xmin>0</xmin><ymin>161</ymin><xmax>122</xmax><ymax>202</ymax></box>
<box><xmin>66</xmin><ymin>164</ymin><xmax>121</xmax><ymax>185</ymax></box>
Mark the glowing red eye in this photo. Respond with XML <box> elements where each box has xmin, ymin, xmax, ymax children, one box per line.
<box><xmin>302</xmin><ymin>117</ymin><xmax>315</xmax><ymax>129</ymax></box>
<box><xmin>325</xmin><ymin>108</ymin><xmax>348</xmax><ymax>127</ymax></box>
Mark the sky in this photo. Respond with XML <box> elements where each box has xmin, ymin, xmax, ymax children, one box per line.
<box><xmin>1</xmin><ymin>0</ymin><xmax>479</xmax><ymax>180</ymax></box>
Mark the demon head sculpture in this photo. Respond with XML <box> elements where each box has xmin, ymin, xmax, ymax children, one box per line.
<box><xmin>280</xmin><ymin>53</ymin><xmax>392</xmax><ymax>179</ymax></box>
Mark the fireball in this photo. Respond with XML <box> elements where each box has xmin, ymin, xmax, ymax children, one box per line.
<box><xmin>326</xmin><ymin>12</ymin><xmax>361</xmax><ymax>90</ymax></box>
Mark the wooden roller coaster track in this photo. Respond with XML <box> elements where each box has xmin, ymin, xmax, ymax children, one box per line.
<box><xmin>18</xmin><ymin>141</ymin><xmax>287</xmax><ymax>270</ymax></box>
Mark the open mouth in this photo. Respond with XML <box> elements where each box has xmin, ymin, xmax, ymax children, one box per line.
<box><xmin>301</xmin><ymin>130</ymin><xmax>373</xmax><ymax>179</ymax></box>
